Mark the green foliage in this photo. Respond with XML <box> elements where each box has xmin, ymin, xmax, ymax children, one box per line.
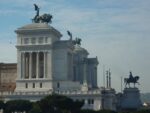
<box><xmin>117</xmin><ymin>109</ymin><xmax>150</xmax><ymax>113</ymax></box>
<box><xmin>97</xmin><ymin>109</ymin><xmax>117</xmax><ymax>113</ymax></box>
<box><xmin>80</xmin><ymin>109</ymin><xmax>117</xmax><ymax>113</ymax></box>
<box><xmin>0</xmin><ymin>100</ymin><xmax>5</xmax><ymax>109</ymax></box>
<box><xmin>29</xmin><ymin>102</ymin><xmax>42</xmax><ymax>113</ymax></box>
<box><xmin>38</xmin><ymin>94</ymin><xmax>83</xmax><ymax>113</ymax></box>
<box><xmin>133</xmin><ymin>109</ymin><xmax>150</xmax><ymax>113</ymax></box>
<box><xmin>80</xmin><ymin>109</ymin><xmax>97</xmax><ymax>113</ymax></box>
<box><xmin>4</xmin><ymin>100</ymin><xmax>32</xmax><ymax>113</ymax></box>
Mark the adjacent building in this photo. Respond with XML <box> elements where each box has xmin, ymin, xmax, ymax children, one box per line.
<box><xmin>0</xmin><ymin>63</ymin><xmax>16</xmax><ymax>92</ymax></box>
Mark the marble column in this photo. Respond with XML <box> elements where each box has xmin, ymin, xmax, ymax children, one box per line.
<box><xmin>83</xmin><ymin>58</ymin><xmax>87</xmax><ymax>84</ymax></box>
<box><xmin>44</xmin><ymin>52</ymin><xmax>47</xmax><ymax>78</ymax></box>
<box><xmin>25</xmin><ymin>53</ymin><xmax>27</xmax><ymax>78</ymax></box>
<box><xmin>29</xmin><ymin>52</ymin><xmax>32</xmax><ymax>78</ymax></box>
<box><xmin>36</xmin><ymin>52</ymin><xmax>39</xmax><ymax>79</ymax></box>
<box><xmin>17</xmin><ymin>51</ymin><xmax>22</xmax><ymax>79</ymax></box>
<box><xmin>22</xmin><ymin>52</ymin><xmax>25</xmax><ymax>79</ymax></box>
<box><xmin>25</xmin><ymin>53</ymin><xmax>29</xmax><ymax>79</ymax></box>
<box><xmin>47</xmin><ymin>50</ymin><xmax>52</xmax><ymax>80</ymax></box>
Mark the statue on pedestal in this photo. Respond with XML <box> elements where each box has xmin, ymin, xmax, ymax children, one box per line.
<box><xmin>124</xmin><ymin>72</ymin><xmax>140</xmax><ymax>87</ymax></box>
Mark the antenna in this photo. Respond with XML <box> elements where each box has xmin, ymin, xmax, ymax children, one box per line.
<box><xmin>121</xmin><ymin>76</ymin><xmax>123</xmax><ymax>93</ymax></box>
<box><xmin>103</xmin><ymin>65</ymin><xmax>105</xmax><ymax>88</ymax></box>
<box><xmin>106</xmin><ymin>70</ymin><xmax>109</xmax><ymax>88</ymax></box>
<box><xmin>109</xmin><ymin>69</ymin><xmax>111</xmax><ymax>88</ymax></box>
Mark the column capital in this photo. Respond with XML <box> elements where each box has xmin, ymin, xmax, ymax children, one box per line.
<box><xmin>27</xmin><ymin>51</ymin><xmax>33</xmax><ymax>53</ymax></box>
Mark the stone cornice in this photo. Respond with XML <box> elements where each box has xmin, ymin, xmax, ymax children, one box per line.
<box><xmin>15</xmin><ymin>23</ymin><xmax>62</xmax><ymax>38</ymax></box>
<box><xmin>16</xmin><ymin>44</ymin><xmax>52</xmax><ymax>51</ymax></box>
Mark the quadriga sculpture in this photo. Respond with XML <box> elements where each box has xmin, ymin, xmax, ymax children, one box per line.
<box><xmin>32</xmin><ymin>4</ymin><xmax>53</xmax><ymax>24</ymax></box>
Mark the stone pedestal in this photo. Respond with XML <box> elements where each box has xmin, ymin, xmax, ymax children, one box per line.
<box><xmin>121</xmin><ymin>88</ymin><xmax>142</xmax><ymax>110</ymax></box>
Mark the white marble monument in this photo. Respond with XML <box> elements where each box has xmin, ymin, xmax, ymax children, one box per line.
<box><xmin>0</xmin><ymin>4</ymin><xmax>117</xmax><ymax>111</ymax></box>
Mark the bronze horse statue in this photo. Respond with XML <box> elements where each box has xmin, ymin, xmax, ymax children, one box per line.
<box><xmin>32</xmin><ymin>4</ymin><xmax>53</xmax><ymax>23</ymax></box>
<box><xmin>124</xmin><ymin>72</ymin><xmax>140</xmax><ymax>87</ymax></box>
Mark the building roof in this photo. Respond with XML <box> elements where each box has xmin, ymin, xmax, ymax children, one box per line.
<box><xmin>87</xmin><ymin>58</ymin><xmax>99</xmax><ymax>64</ymax></box>
<box><xmin>15</xmin><ymin>23</ymin><xmax>62</xmax><ymax>37</ymax></box>
<box><xmin>53</xmin><ymin>40</ymin><xmax>74</xmax><ymax>49</ymax></box>
<box><xmin>18</xmin><ymin>23</ymin><xmax>53</xmax><ymax>30</ymax></box>
<box><xmin>74</xmin><ymin>45</ymin><xmax>89</xmax><ymax>55</ymax></box>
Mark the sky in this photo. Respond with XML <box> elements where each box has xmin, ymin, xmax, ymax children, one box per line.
<box><xmin>0</xmin><ymin>0</ymin><xmax>150</xmax><ymax>93</ymax></box>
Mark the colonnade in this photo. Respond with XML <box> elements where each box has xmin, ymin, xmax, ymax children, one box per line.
<box><xmin>20</xmin><ymin>51</ymin><xmax>47</xmax><ymax>79</ymax></box>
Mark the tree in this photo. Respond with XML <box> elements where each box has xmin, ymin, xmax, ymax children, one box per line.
<box><xmin>97</xmin><ymin>110</ymin><xmax>117</xmax><ymax>113</ymax></box>
<box><xmin>29</xmin><ymin>102</ymin><xmax>42</xmax><ymax>113</ymax></box>
<box><xmin>0</xmin><ymin>100</ymin><xmax>5</xmax><ymax>109</ymax></box>
<box><xmin>80</xmin><ymin>109</ymin><xmax>117</xmax><ymax>113</ymax></box>
<box><xmin>38</xmin><ymin>94</ymin><xmax>84</xmax><ymax>113</ymax></box>
<box><xmin>134</xmin><ymin>109</ymin><xmax>150</xmax><ymax>113</ymax></box>
<box><xmin>4</xmin><ymin>100</ymin><xmax>32</xmax><ymax>113</ymax></box>
<box><xmin>80</xmin><ymin>109</ymin><xmax>97</xmax><ymax>113</ymax></box>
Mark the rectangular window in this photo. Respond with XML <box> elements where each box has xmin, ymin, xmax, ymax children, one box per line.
<box><xmin>25</xmin><ymin>83</ymin><xmax>28</xmax><ymax>88</ymax></box>
<box><xmin>21</xmin><ymin>38</ymin><xmax>23</xmax><ymax>44</ymax></box>
<box><xmin>38</xmin><ymin>37</ymin><xmax>43</xmax><ymax>44</ymax></box>
<box><xmin>88</xmin><ymin>99</ymin><xmax>94</xmax><ymax>105</ymax></box>
<box><xmin>33</xmin><ymin>83</ymin><xmax>35</xmax><ymax>88</ymax></box>
<box><xmin>88</xmin><ymin>99</ymin><xmax>91</xmax><ymax>104</ymax></box>
<box><xmin>31</xmin><ymin>38</ymin><xmax>36</xmax><ymax>44</ymax></box>
<box><xmin>45</xmin><ymin>37</ymin><xmax>48</xmax><ymax>43</ymax></box>
<box><xmin>57</xmin><ymin>82</ymin><xmax>60</xmax><ymax>88</ymax></box>
<box><xmin>24</xmin><ymin>38</ymin><xmax>29</xmax><ymax>44</ymax></box>
<box><xmin>91</xmin><ymin>99</ymin><xmax>94</xmax><ymax>104</ymax></box>
<box><xmin>40</xmin><ymin>83</ymin><xmax>42</xmax><ymax>88</ymax></box>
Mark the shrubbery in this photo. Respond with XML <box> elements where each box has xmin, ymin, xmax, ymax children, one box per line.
<box><xmin>0</xmin><ymin>95</ymin><xmax>149</xmax><ymax>113</ymax></box>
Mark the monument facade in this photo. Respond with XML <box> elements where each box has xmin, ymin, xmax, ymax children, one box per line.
<box><xmin>0</xmin><ymin>4</ymin><xmax>122</xmax><ymax>111</ymax></box>
<box><xmin>13</xmin><ymin>4</ymin><xmax>116</xmax><ymax>110</ymax></box>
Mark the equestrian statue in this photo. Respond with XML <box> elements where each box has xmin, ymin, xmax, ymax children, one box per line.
<box><xmin>32</xmin><ymin>4</ymin><xmax>53</xmax><ymax>24</ymax></box>
<box><xmin>124</xmin><ymin>71</ymin><xmax>140</xmax><ymax>88</ymax></box>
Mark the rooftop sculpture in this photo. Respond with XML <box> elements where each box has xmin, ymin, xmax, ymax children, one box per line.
<box><xmin>75</xmin><ymin>38</ymin><xmax>82</xmax><ymax>45</ymax></box>
<box><xmin>32</xmin><ymin>4</ymin><xmax>53</xmax><ymax>24</ymax></box>
<box><xmin>67</xmin><ymin>30</ymin><xmax>72</xmax><ymax>40</ymax></box>
<box><xmin>66</xmin><ymin>31</ymin><xmax>82</xmax><ymax>45</ymax></box>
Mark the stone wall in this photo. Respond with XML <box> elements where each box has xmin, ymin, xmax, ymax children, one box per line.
<box><xmin>0</xmin><ymin>63</ymin><xmax>17</xmax><ymax>92</ymax></box>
